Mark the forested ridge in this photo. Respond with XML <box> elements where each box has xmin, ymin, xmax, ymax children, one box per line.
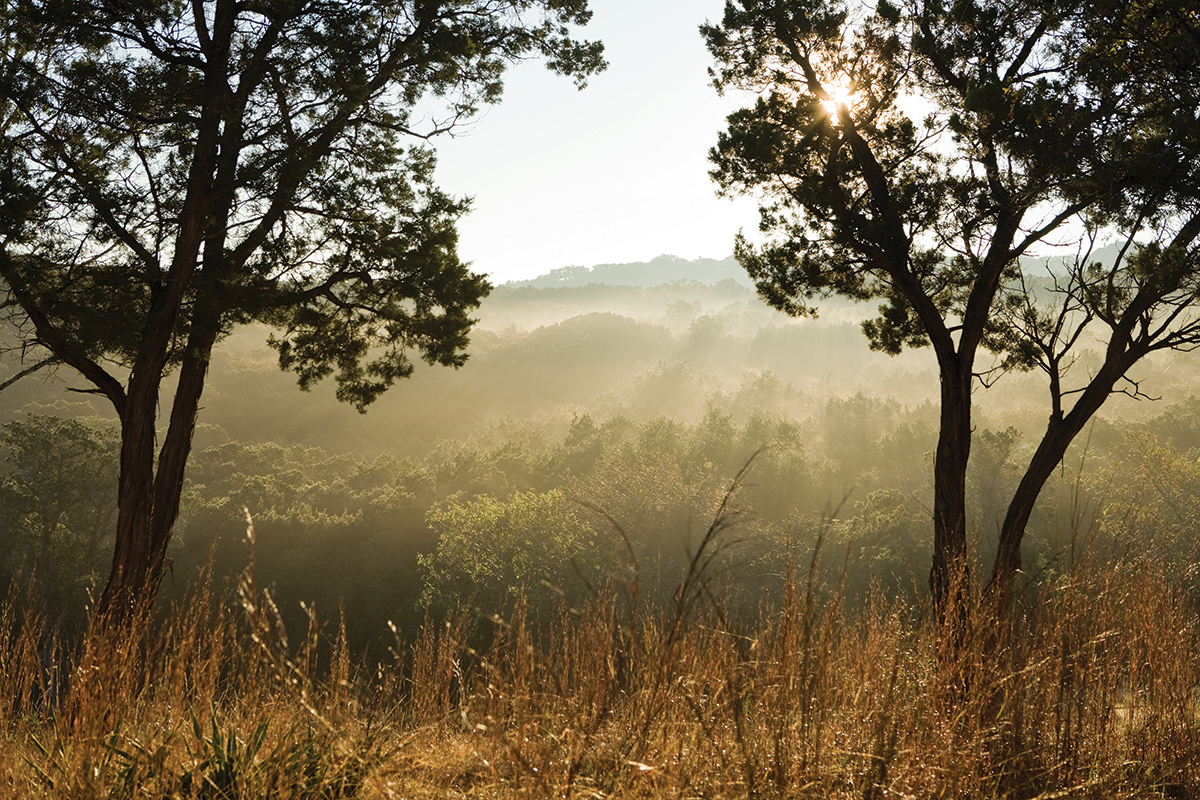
<box><xmin>5</xmin><ymin>257</ymin><xmax>1199</xmax><ymax>650</ymax></box>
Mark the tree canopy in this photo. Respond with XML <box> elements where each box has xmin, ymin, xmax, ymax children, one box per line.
<box><xmin>705</xmin><ymin>0</ymin><xmax>1200</xmax><ymax>613</ymax></box>
<box><xmin>0</xmin><ymin>0</ymin><xmax>604</xmax><ymax>619</ymax></box>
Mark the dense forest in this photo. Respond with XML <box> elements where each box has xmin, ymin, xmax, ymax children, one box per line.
<box><xmin>4</xmin><ymin>255</ymin><xmax>1199</xmax><ymax>651</ymax></box>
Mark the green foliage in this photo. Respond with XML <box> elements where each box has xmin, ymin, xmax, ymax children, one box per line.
<box><xmin>822</xmin><ymin>487</ymin><xmax>928</xmax><ymax>600</ymax></box>
<box><xmin>178</xmin><ymin>715</ymin><xmax>272</xmax><ymax>799</ymax></box>
<box><xmin>0</xmin><ymin>0</ymin><xmax>605</xmax><ymax>403</ymax></box>
<box><xmin>1087</xmin><ymin>431</ymin><xmax>1200</xmax><ymax>575</ymax></box>
<box><xmin>170</xmin><ymin>714</ymin><xmax>372</xmax><ymax>800</ymax></box>
<box><xmin>36</xmin><ymin>713</ymin><xmax>380</xmax><ymax>799</ymax></box>
<box><xmin>11</xmin><ymin>375</ymin><xmax>1200</xmax><ymax>653</ymax></box>
<box><xmin>419</xmin><ymin>489</ymin><xmax>606</xmax><ymax>615</ymax></box>
<box><xmin>176</xmin><ymin>439</ymin><xmax>435</xmax><ymax>648</ymax></box>
<box><xmin>703</xmin><ymin>0</ymin><xmax>1199</xmax><ymax>359</ymax></box>
<box><xmin>970</xmin><ymin>425</ymin><xmax>1022</xmax><ymax>505</ymax></box>
<box><xmin>0</xmin><ymin>413</ymin><xmax>117</xmax><ymax>601</ymax></box>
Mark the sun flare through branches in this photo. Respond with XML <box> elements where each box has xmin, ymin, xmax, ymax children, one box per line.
<box><xmin>818</xmin><ymin>76</ymin><xmax>862</xmax><ymax>120</ymax></box>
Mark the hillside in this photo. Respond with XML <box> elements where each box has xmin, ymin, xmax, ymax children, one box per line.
<box><xmin>0</xmin><ymin>256</ymin><xmax>914</xmax><ymax>454</ymax></box>
<box><xmin>3</xmin><ymin>252</ymin><xmax>1193</xmax><ymax>458</ymax></box>
<box><xmin>505</xmin><ymin>254</ymin><xmax>754</xmax><ymax>289</ymax></box>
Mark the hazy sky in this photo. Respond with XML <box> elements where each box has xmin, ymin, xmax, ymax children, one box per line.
<box><xmin>423</xmin><ymin>0</ymin><xmax>761</xmax><ymax>284</ymax></box>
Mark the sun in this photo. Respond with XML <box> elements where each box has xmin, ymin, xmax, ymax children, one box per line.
<box><xmin>819</xmin><ymin>78</ymin><xmax>862</xmax><ymax>119</ymax></box>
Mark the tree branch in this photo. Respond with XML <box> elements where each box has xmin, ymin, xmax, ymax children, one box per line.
<box><xmin>0</xmin><ymin>356</ymin><xmax>54</xmax><ymax>392</ymax></box>
<box><xmin>0</xmin><ymin>249</ymin><xmax>126</xmax><ymax>413</ymax></box>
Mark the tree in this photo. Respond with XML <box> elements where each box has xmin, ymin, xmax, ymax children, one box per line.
<box><xmin>0</xmin><ymin>414</ymin><xmax>119</xmax><ymax>605</ymax></box>
<box><xmin>419</xmin><ymin>489</ymin><xmax>606</xmax><ymax>617</ymax></box>
<box><xmin>704</xmin><ymin>0</ymin><xmax>1200</xmax><ymax>616</ymax></box>
<box><xmin>0</xmin><ymin>0</ymin><xmax>603</xmax><ymax>622</ymax></box>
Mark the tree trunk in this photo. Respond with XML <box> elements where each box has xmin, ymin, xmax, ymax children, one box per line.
<box><xmin>93</xmin><ymin>59</ymin><xmax>226</xmax><ymax>622</ymax></box>
<box><xmin>96</xmin><ymin>304</ymin><xmax>221</xmax><ymax>624</ymax></box>
<box><xmin>988</xmin><ymin>423</ymin><xmax>1068</xmax><ymax>611</ymax></box>
<box><xmin>99</xmin><ymin>364</ymin><xmax>167</xmax><ymax>623</ymax></box>
<box><xmin>929</xmin><ymin>355</ymin><xmax>973</xmax><ymax>616</ymax></box>
<box><xmin>988</xmin><ymin>352</ymin><xmax>1139</xmax><ymax>610</ymax></box>
<box><xmin>94</xmin><ymin>305</ymin><xmax>230</xmax><ymax>617</ymax></box>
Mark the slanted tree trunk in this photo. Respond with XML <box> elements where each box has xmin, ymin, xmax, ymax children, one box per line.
<box><xmin>988</xmin><ymin>349</ymin><xmax>1143</xmax><ymax>610</ymax></box>
<box><xmin>988</xmin><ymin>428</ymin><xmax>1064</xmax><ymax>611</ymax></box>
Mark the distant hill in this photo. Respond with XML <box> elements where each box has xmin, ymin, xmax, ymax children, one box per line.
<box><xmin>504</xmin><ymin>243</ymin><xmax>1134</xmax><ymax>291</ymax></box>
<box><xmin>504</xmin><ymin>254</ymin><xmax>753</xmax><ymax>289</ymax></box>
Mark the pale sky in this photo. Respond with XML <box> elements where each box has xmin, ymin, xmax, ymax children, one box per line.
<box><xmin>423</xmin><ymin>0</ymin><xmax>762</xmax><ymax>284</ymax></box>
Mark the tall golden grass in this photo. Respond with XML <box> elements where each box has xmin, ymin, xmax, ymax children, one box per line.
<box><xmin>0</xmin><ymin>523</ymin><xmax>1196</xmax><ymax>798</ymax></box>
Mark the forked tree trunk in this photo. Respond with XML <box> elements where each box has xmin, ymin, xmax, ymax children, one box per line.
<box><xmin>93</xmin><ymin>72</ymin><xmax>226</xmax><ymax>622</ymax></box>
<box><xmin>97</xmin><ymin>315</ymin><xmax>219</xmax><ymax>625</ymax></box>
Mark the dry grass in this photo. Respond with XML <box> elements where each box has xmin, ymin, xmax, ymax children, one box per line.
<box><xmin>0</xmin><ymin>532</ymin><xmax>1197</xmax><ymax>799</ymax></box>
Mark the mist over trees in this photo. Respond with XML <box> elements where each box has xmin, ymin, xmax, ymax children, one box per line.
<box><xmin>5</xmin><ymin>256</ymin><xmax>1200</xmax><ymax>650</ymax></box>
<box><xmin>5</xmin><ymin>244</ymin><xmax>1200</xmax><ymax>795</ymax></box>
<box><xmin>3</xmin><ymin>3</ymin><xmax>1200</xmax><ymax>794</ymax></box>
